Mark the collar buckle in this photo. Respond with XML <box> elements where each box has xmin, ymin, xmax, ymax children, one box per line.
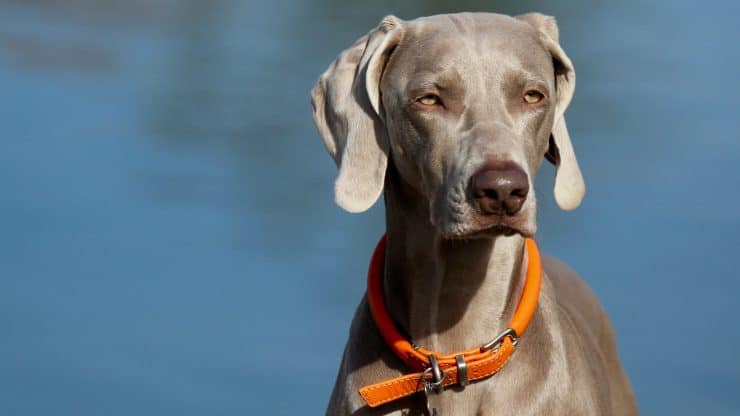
<box><xmin>423</xmin><ymin>354</ymin><xmax>445</xmax><ymax>395</ymax></box>
<box><xmin>422</xmin><ymin>355</ymin><xmax>444</xmax><ymax>416</ymax></box>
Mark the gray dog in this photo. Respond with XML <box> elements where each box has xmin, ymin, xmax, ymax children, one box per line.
<box><xmin>311</xmin><ymin>12</ymin><xmax>637</xmax><ymax>415</ymax></box>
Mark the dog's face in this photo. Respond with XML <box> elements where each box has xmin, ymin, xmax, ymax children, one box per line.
<box><xmin>312</xmin><ymin>13</ymin><xmax>585</xmax><ymax>238</ymax></box>
<box><xmin>381</xmin><ymin>15</ymin><xmax>559</xmax><ymax>238</ymax></box>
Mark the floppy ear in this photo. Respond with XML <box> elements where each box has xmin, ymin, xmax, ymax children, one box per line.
<box><xmin>518</xmin><ymin>13</ymin><xmax>585</xmax><ymax>211</ymax></box>
<box><xmin>310</xmin><ymin>16</ymin><xmax>403</xmax><ymax>213</ymax></box>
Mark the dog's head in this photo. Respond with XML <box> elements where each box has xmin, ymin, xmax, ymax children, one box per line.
<box><xmin>311</xmin><ymin>12</ymin><xmax>584</xmax><ymax>238</ymax></box>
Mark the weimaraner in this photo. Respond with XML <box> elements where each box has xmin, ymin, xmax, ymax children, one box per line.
<box><xmin>311</xmin><ymin>12</ymin><xmax>637</xmax><ymax>415</ymax></box>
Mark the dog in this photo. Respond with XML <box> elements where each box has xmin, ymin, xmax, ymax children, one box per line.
<box><xmin>311</xmin><ymin>12</ymin><xmax>637</xmax><ymax>415</ymax></box>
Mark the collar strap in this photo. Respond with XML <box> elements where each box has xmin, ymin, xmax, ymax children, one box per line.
<box><xmin>359</xmin><ymin>235</ymin><xmax>542</xmax><ymax>408</ymax></box>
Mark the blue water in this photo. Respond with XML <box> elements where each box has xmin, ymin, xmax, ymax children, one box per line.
<box><xmin>1</xmin><ymin>1</ymin><xmax>738</xmax><ymax>414</ymax></box>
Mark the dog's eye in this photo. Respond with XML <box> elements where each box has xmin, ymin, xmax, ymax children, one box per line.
<box><xmin>417</xmin><ymin>94</ymin><xmax>441</xmax><ymax>106</ymax></box>
<box><xmin>523</xmin><ymin>90</ymin><xmax>544</xmax><ymax>104</ymax></box>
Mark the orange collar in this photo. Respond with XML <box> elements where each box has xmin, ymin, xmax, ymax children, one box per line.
<box><xmin>359</xmin><ymin>235</ymin><xmax>542</xmax><ymax>408</ymax></box>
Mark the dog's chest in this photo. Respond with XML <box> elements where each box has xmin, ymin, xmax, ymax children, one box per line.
<box><xmin>337</xmin><ymin>289</ymin><xmax>611</xmax><ymax>415</ymax></box>
<box><xmin>421</xmin><ymin>356</ymin><xmax>605</xmax><ymax>415</ymax></box>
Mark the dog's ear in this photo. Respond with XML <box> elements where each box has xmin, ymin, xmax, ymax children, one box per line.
<box><xmin>517</xmin><ymin>13</ymin><xmax>585</xmax><ymax>211</ymax></box>
<box><xmin>311</xmin><ymin>16</ymin><xmax>403</xmax><ymax>213</ymax></box>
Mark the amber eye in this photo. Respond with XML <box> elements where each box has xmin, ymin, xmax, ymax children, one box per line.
<box><xmin>417</xmin><ymin>94</ymin><xmax>441</xmax><ymax>106</ymax></box>
<box><xmin>524</xmin><ymin>90</ymin><xmax>544</xmax><ymax>104</ymax></box>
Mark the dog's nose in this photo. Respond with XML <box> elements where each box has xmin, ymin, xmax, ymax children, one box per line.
<box><xmin>472</xmin><ymin>164</ymin><xmax>529</xmax><ymax>216</ymax></box>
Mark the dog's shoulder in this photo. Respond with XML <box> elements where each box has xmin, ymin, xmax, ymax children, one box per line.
<box><xmin>542</xmin><ymin>255</ymin><xmax>638</xmax><ymax>414</ymax></box>
<box><xmin>541</xmin><ymin>254</ymin><xmax>612</xmax><ymax>343</ymax></box>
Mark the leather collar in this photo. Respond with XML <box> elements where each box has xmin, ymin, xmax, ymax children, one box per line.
<box><xmin>359</xmin><ymin>234</ymin><xmax>542</xmax><ymax>408</ymax></box>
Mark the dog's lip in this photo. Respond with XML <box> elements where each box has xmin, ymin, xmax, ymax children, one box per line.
<box><xmin>472</xmin><ymin>223</ymin><xmax>531</xmax><ymax>238</ymax></box>
<box><xmin>445</xmin><ymin>220</ymin><xmax>532</xmax><ymax>240</ymax></box>
<box><xmin>474</xmin><ymin>211</ymin><xmax>532</xmax><ymax>236</ymax></box>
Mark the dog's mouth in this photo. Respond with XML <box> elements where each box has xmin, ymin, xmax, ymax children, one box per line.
<box><xmin>468</xmin><ymin>222</ymin><xmax>531</xmax><ymax>239</ymax></box>
<box><xmin>443</xmin><ymin>217</ymin><xmax>533</xmax><ymax>240</ymax></box>
<box><xmin>466</xmin><ymin>206</ymin><xmax>534</xmax><ymax>237</ymax></box>
<box><xmin>434</xmin><ymin>192</ymin><xmax>534</xmax><ymax>240</ymax></box>
<box><xmin>476</xmin><ymin>223</ymin><xmax>528</xmax><ymax>237</ymax></box>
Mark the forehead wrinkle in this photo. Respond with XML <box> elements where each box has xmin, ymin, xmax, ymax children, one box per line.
<box><xmin>471</xmin><ymin>50</ymin><xmax>550</xmax><ymax>93</ymax></box>
<box><xmin>407</xmin><ymin>67</ymin><xmax>462</xmax><ymax>91</ymax></box>
<box><xmin>507</xmin><ymin>67</ymin><xmax>549</xmax><ymax>86</ymax></box>
<box><xmin>445</xmin><ymin>13</ymin><xmax>470</xmax><ymax>35</ymax></box>
<box><xmin>409</xmin><ymin>37</ymin><xmax>471</xmax><ymax>72</ymax></box>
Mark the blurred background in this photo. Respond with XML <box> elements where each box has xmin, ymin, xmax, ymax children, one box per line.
<box><xmin>1</xmin><ymin>0</ymin><xmax>738</xmax><ymax>414</ymax></box>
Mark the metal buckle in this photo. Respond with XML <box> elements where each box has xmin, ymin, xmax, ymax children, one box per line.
<box><xmin>422</xmin><ymin>354</ymin><xmax>445</xmax><ymax>394</ymax></box>
<box><xmin>422</xmin><ymin>355</ymin><xmax>444</xmax><ymax>416</ymax></box>
<box><xmin>480</xmin><ymin>327</ymin><xmax>519</xmax><ymax>352</ymax></box>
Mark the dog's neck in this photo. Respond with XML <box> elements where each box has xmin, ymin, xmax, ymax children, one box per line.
<box><xmin>382</xmin><ymin>167</ymin><xmax>527</xmax><ymax>353</ymax></box>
